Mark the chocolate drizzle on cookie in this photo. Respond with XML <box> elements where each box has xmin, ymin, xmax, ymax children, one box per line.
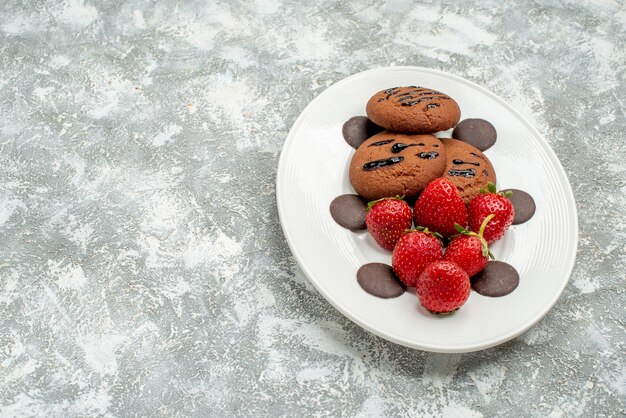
<box><xmin>363</xmin><ymin>157</ymin><xmax>404</xmax><ymax>171</ymax></box>
<box><xmin>369</xmin><ymin>139</ymin><xmax>394</xmax><ymax>147</ymax></box>
<box><xmin>391</xmin><ymin>143</ymin><xmax>418</xmax><ymax>153</ymax></box>
<box><xmin>453</xmin><ymin>159</ymin><xmax>480</xmax><ymax>166</ymax></box>
<box><xmin>393</xmin><ymin>88</ymin><xmax>451</xmax><ymax>107</ymax></box>
<box><xmin>396</xmin><ymin>89</ymin><xmax>435</xmax><ymax>99</ymax></box>
<box><xmin>418</xmin><ymin>152</ymin><xmax>439</xmax><ymax>159</ymax></box>
<box><xmin>397</xmin><ymin>95</ymin><xmax>419</xmax><ymax>103</ymax></box>
<box><xmin>400</xmin><ymin>96</ymin><xmax>451</xmax><ymax>107</ymax></box>
<box><xmin>376</xmin><ymin>86</ymin><xmax>437</xmax><ymax>103</ymax></box>
<box><xmin>448</xmin><ymin>168</ymin><xmax>476</xmax><ymax>178</ymax></box>
<box><xmin>377</xmin><ymin>87</ymin><xmax>402</xmax><ymax>101</ymax></box>
<box><xmin>396</xmin><ymin>89</ymin><xmax>424</xmax><ymax>98</ymax></box>
<box><xmin>398</xmin><ymin>91</ymin><xmax>441</xmax><ymax>100</ymax></box>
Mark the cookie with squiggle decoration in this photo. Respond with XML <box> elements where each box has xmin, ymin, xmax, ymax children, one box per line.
<box><xmin>366</xmin><ymin>86</ymin><xmax>461</xmax><ymax>133</ymax></box>
<box><xmin>349</xmin><ymin>132</ymin><xmax>447</xmax><ymax>201</ymax></box>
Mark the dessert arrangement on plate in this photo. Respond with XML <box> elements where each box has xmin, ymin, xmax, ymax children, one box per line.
<box><xmin>330</xmin><ymin>85</ymin><xmax>537</xmax><ymax>314</ymax></box>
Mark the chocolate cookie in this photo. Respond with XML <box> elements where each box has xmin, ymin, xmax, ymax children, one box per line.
<box><xmin>349</xmin><ymin>132</ymin><xmax>447</xmax><ymax>201</ymax></box>
<box><xmin>366</xmin><ymin>86</ymin><xmax>461</xmax><ymax>133</ymax></box>
<box><xmin>452</xmin><ymin>118</ymin><xmax>497</xmax><ymax>151</ymax></box>
<box><xmin>441</xmin><ymin>138</ymin><xmax>496</xmax><ymax>204</ymax></box>
<box><xmin>342</xmin><ymin>116</ymin><xmax>384</xmax><ymax>149</ymax></box>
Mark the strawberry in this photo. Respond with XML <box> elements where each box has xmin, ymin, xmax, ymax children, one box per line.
<box><xmin>443</xmin><ymin>215</ymin><xmax>494</xmax><ymax>277</ymax></box>
<box><xmin>365</xmin><ymin>196</ymin><xmax>412</xmax><ymax>251</ymax></box>
<box><xmin>415</xmin><ymin>261</ymin><xmax>471</xmax><ymax>314</ymax></box>
<box><xmin>468</xmin><ymin>183</ymin><xmax>515</xmax><ymax>244</ymax></box>
<box><xmin>392</xmin><ymin>228</ymin><xmax>443</xmax><ymax>287</ymax></box>
<box><xmin>413</xmin><ymin>178</ymin><xmax>468</xmax><ymax>238</ymax></box>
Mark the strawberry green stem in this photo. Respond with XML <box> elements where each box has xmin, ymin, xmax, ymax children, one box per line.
<box><xmin>366</xmin><ymin>195</ymin><xmax>404</xmax><ymax>210</ymax></box>
<box><xmin>411</xmin><ymin>226</ymin><xmax>443</xmax><ymax>241</ymax></box>
<box><xmin>453</xmin><ymin>217</ymin><xmax>493</xmax><ymax>257</ymax></box>
<box><xmin>478</xmin><ymin>214</ymin><xmax>495</xmax><ymax>237</ymax></box>
<box><xmin>480</xmin><ymin>182</ymin><xmax>512</xmax><ymax>198</ymax></box>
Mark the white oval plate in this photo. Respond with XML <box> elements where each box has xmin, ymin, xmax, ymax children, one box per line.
<box><xmin>276</xmin><ymin>67</ymin><xmax>578</xmax><ymax>353</ymax></box>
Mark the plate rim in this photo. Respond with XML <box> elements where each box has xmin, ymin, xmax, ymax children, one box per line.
<box><xmin>276</xmin><ymin>65</ymin><xmax>579</xmax><ymax>353</ymax></box>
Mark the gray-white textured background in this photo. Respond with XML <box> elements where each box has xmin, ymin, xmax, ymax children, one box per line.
<box><xmin>0</xmin><ymin>0</ymin><xmax>624</xmax><ymax>416</ymax></box>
